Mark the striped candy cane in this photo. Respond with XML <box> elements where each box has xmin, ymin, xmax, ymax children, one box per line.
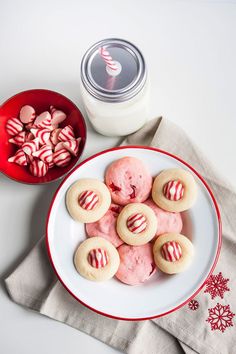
<box><xmin>98</xmin><ymin>47</ymin><xmax>122</xmax><ymax>76</ymax></box>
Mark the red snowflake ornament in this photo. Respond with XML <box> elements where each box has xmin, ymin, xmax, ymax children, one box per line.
<box><xmin>206</xmin><ymin>303</ymin><xmax>235</xmax><ymax>333</ymax></box>
<box><xmin>204</xmin><ymin>272</ymin><xmax>230</xmax><ymax>299</ymax></box>
<box><xmin>188</xmin><ymin>299</ymin><xmax>199</xmax><ymax>311</ymax></box>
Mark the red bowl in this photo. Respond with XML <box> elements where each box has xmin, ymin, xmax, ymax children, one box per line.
<box><xmin>0</xmin><ymin>89</ymin><xmax>87</xmax><ymax>184</ymax></box>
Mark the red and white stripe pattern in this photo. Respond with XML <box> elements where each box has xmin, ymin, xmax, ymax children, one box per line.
<box><xmin>161</xmin><ymin>241</ymin><xmax>182</xmax><ymax>262</ymax></box>
<box><xmin>88</xmin><ymin>248</ymin><xmax>109</xmax><ymax>268</ymax></box>
<box><xmin>127</xmin><ymin>213</ymin><xmax>147</xmax><ymax>234</ymax></box>
<box><xmin>53</xmin><ymin>148</ymin><xmax>71</xmax><ymax>167</ymax></box>
<box><xmin>32</xmin><ymin>145</ymin><xmax>53</xmax><ymax>163</ymax></box>
<box><xmin>22</xmin><ymin>138</ymin><xmax>39</xmax><ymax>155</ymax></box>
<box><xmin>34</xmin><ymin>111</ymin><xmax>52</xmax><ymax>129</ymax></box>
<box><xmin>30</xmin><ymin>128</ymin><xmax>51</xmax><ymax>145</ymax></box>
<box><xmin>27</xmin><ymin>154</ymin><xmax>34</xmax><ymax>164</ymax></box>
<box><xmin>58</xmin><ymin>125</ymin><xmax>75</xmax><ymax>142</ymax></box>
<box><xmin>8</xmin><ymin>131</ymin><xmax>26</xmax><ymax>146</ymax></box>
<box><xmin>63</xmin><ymin>138</ymin><xmax>81</xmax><ymax>156</ymax></box>
<box><xmin>19</xmin><ymin>105</ymin><xmax>36</xmax><ymax>124</ymax></box>
<box><xmin>79</xmin><ymin>190</ymin><xmax>99</xmax><ymax>210</ymax></box>
<box><xmin>163</xmin><ymin>180</ymin><xmax>184</xmax><ymax>201</ymax></box>
<box><xmin>6</xmin><ymin>118</ymin><xmax>23</xmax><ymax>136</ymax></box>
<box><xmin>29</xmin><ymin>160</ymin><xmax>49</xmax><ymax>177</ymax></box>
<box><xmin>8</xmin><ymin>149</ymin><xmax>27</xmax><ymax>166</ymax></box>
<box><xmin>48</xmin><ymin>160</ymin><xmax>55</xmax><ymax>169</ymax></box>
<box><xmin>98</xmin><ymin>47</ymin><xmax>118</xmax><ymax>72</ymax></box>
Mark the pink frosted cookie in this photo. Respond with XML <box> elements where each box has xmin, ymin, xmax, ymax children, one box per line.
<box><xmin>144</xmin><ymin>199</ymin><xmax>183</xmax><ymax>239</ymax></box>
<box><xmin>115</xmin><ymin>243</ymin><xmax>156</xmax><ymax>285</ymax></box>
<box><xmin>105</xmin><ymin>157</ymin><xmax>152</xmax><ymax>205</ymax></box>
<box><xmin>86</xmin><ymin>204</ymin><xmax>124</xmax><ymax>248</ymax></box>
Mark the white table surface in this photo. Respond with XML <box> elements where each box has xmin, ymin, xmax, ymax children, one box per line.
<box><xmin>1</xmin><ymin>1</ymin><xmax>236</xmax><ymax>353</ymax></box>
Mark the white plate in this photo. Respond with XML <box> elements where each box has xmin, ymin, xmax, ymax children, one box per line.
<box><xmin>46</xmin><ymin>146</ymin><xmax>221</xmax><ymax>320</ymax></box>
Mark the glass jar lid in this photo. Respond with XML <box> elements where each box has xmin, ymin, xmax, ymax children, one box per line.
<box><xmin>81</xmin><ymin>38</ymin><xmax>147</xmax><ymax>103</ymax></box>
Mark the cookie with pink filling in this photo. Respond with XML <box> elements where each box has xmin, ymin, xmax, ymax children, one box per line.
<box><xmin>86</xmin><ymin>204</ymin><xmax>124</xmax><ymax>248</ymax></box>
<box><xmin>105</xmin><ymin>156</ymin><xmax>152</xmax><ymax>205</ymax></box>
<box><xmin>115</xmin><ymin>243</ymin><xmax>156</xmax><ymax>285</ymax></box>
<box><xmin>144</xmin><ymin>198</ymin><xmax>183</xmax><ymax>239</ymax></box>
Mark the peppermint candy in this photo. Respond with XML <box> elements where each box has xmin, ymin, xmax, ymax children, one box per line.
<box><xmin>31</xmin><ymin>128</ymin><xmax>51</xmax><ymax>145</ymax></box>
<box><xmin>79</xmin><ymin>190</ymin><xmax>99</xmax><ymax>210</ymax></box>
<box><xmin>51</xmin><ymin>109</ymin><xmax>67</xmax><ymax>125</ymax></box>
<box><xmin>8</xmin><ymin>149</ymin><xmax>27</xmax><ymax>166</ymax></box>
<box><xmin>53</xmin><ymin>148</ymin><xmax>71</xmax><ymax>167</ymax></box>
<box><xmin>22</xmin><ymin>138</ymin><xmax>39</xmax><ymax>155</ymax></box>
<box><xmin>8</xmin><ymin>131</ymin><xmax>26</xmax><ymax>146</ymax></box>
<box><xmin>63</xmin><ymin>138</ymin><xmax>81</xmax><ymax>156</ymax></box>
<box><xmin>127</xmin><ymin>213</ymin><xmax>147</xmax><ymax>234</ymax></box>
<box><xmin>161</xmin><ymin>241</ymin><xmax>182</xmax><ymax>262</ymax></box>
<box><xmin>34</xmin><ymin>111</ymin><xmax>52</xmax><ymax>129</ymax></box>
<box><xmin>32</xmin><ymin>145</ymin><xmax>53</xmax><ymax>163</ymax></box>
<box><xmin>163</xmin><ymin>180</ymin><xmax>184</xmax><ymax>201</ymax></box>
<box><xmin>19</xmin><ymin>105</ymin><xmax>36</xmax><ymax>124</ymax></box>
<box><xmin>29</xmin><ymin>160</ymin><xmax>49</xmax><ymax>177</ymax></box>
<box><xmin>6</xmin><ymin>118</ymin><xmax>23</xmax><ymax>136</ymax></box>
<box><xmin>58</xmin><ymin>125</ymin><xmax>75</xmax><ymax>142</ymax></box>
<box><xmin>88</xmin><ymin>248</ymin><xmax>108</xmax><ymax>268</ymax></box>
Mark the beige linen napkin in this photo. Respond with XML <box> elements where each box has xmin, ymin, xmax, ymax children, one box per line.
<box><xmin>5</xmin><ymin>118</ymin><xmax>236</xmax><ymax>354</ymax></box>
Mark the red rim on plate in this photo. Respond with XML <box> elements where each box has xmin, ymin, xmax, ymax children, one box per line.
<box><xmin>0</xmin><ymin>89</ymin><xmax>87</xmax><ymax>184</ymax></box>
<box><xmin>46</xmin><ymin>146</ymin><xmax>222</xmax><ymax>321</ymax></box>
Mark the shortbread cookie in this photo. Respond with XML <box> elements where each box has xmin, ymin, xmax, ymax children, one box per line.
<box><xmin>152</xmin><ymin>168</ymin><xmax>197</xmax><ymax>212</ymax></box>
<box><xmin>144</xmin><ymin>198</ymin><xmax>182</xmax><ymax>239</ymax></box>
<box><xmin>66</xmin><ymin>178</ymin><xmax>111</xmax><ymax>223</ymax></box>
<box><xmin>105</xmin><ymin>156</ymin><xmax>152</xmax><ymax>205</ymax></box>
<box><xmin>115</xmin><ymin>243</ymin><xmax>156</xmax><ymax>285</ymax></box>
<box><xmin>116</xmin><ymin>203</ymin><xmax>157</xmax><ymax>246</ymax></box>
<box><xmin>74</xmin><ymin>237</ymin><xmax>120</xmax><ymax>281</ymax></box>
<box><xmin>153</xmin><ymin>233</ymin><xmax>194</xmax><ymax>274</ymax></box>
<box><xmin>86</xmin><ymin>204</ymin><xmax>124</xmax><ymax>248</ymax></box>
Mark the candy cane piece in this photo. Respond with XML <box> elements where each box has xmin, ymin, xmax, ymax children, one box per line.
<box><xmin>29</xmin><ymin>160</ymin><xmax>49</xmax><ymax>177</ymax></box>
<box><xmin>31</xmin><ymin>128</ymin><xmax>51</xmax><ymax>145</ymax></box>
<box><xmin>58</xmin><ymin>125</ymin><xmax>75</xmax><ymax>142</ymax></box>
<box><xmin>22</xmin><ymin>138</ymin><xmax>39</xmax><ymax>155</ymax></box>
<box><xmin>8</xmin><ymin>149</ymin><xmax>27</xmax><ymax>166</ymax></box>
<box><xmin>63</xmin><ymin>137</ymin><xmax>81</xmax><ymax>156</ymax></box>
<box><xmin>8</xmin><ymin>131</ymin><xmax>26</xmax><ymax>146</ymax></box>
<box><xmin>34</xmin><ymin>111</ymin><xmax>52</xmax><ymax>129</ymax></box>
<box><xmin>53</xmin><ymin>148</ymin><xmax>71</xmax><ymax>167</ymax></box>
<box><xmin>32</xmin><ymin>145</ymin><xmax>53</xmax><ymax>163</ymax></box>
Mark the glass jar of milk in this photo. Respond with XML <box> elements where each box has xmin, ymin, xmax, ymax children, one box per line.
<box><xmin>80</xmin><ymin>38</ymin><xmax>149</xmax><ymax>137</ymax></box>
